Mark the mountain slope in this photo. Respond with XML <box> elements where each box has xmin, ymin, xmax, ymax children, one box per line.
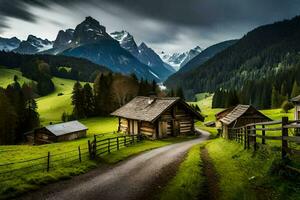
<box><xmin>62</xmin><ymin>41</ymin><xmax>159</xmax><ymax>81</ymax></box>
<box><xmin>165</xmin><ymin>16</ymin><xmax>300</xmax><ymax>101</ymax></box>
<box><xmin>0</xmin><ymin>37</ymin><xmax>20</xmax><ymax>51</ymax></box>
<box><xmin>111</xmin><ymin>31</ymin><xmax>175</xmax><ymax>80</ymax></box>
<box><xmin>177</xmin><ymin>40</ymin><xmax>237</xmax><ymax>73</ymax></box>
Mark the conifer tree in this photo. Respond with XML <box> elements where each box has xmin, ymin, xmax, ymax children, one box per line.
<box><xmin>291</xmin><ymin>80</ymin><xmax>300</xmax><ymax>98</ymax></box>
<box><xmin>71</xmin><ymin>81</ymin><xmax>84</xmax><ymax>118</ymax></box>
<box><xmin>83</xmin><ymin>83</ymin><xmax>95</xmax><ymax>117</ymax></box>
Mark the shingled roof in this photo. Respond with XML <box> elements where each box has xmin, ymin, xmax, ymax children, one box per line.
<box><xmin>111</xmin><ymin>96</ymin><xmax>204</xmax><ymax>122</ymax></box>
<box><xmin>290</xmin><ymin>95</ymin><xmax>300</xmax><ymax>103</ymax></box>
<box><xmin>220</xmin><ymin>104</ymin><xmax>270</xmax><ymax>125</ymax></box>
<box><xmin>45</xmin><ymin>121</ymin><xmax>88</xmax><ymax>136</ymax></box>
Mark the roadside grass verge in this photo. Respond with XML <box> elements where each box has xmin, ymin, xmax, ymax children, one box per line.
<box><xmin>160</xmin><ymin>143</ymin><xmax>205</xmax><ymax>200</ymax></box>
<box><xmin>206</xmin><ymin>138</ymin><xmax>300</xmax><ymax>200</ymax></box>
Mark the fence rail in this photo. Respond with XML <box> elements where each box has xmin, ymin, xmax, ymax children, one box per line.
<box><xmin>90</xmin><ymin>134</ymin><xmax>142</xmax><ymax>158</ymax></box>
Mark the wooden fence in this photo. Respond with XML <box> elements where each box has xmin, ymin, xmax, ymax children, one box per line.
<box><xmin>228</xmin><ymin>117</ymin><xmax>300</xmax><ymax>160</ymax></box>
<box><xmin>0</xmin><ymin>133</ymin><xmax>143</xmax><ymax>182</ymax></box>
<box><xmin>0</xmin><ymin>146</ymin><xmax>90</xmax><ymax>182</ymax></box>
<box><xmin>89</xmin><ymin>134</ymin><xmax>142</xmax><ymax>158</ymax></box>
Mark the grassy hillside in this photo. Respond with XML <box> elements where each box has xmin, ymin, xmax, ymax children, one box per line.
<box><xmin>36</xmin><ymin>77</ymin><xmax>77</xmax><ymax>125</ymax></box>
<box><xmin>0</xmin><ymin>68</ymin><xmax>33</xmax><ymax>87</ymax></box>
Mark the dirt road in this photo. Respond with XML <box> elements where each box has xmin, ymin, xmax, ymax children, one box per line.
<box><xmin>19</xmin><ymin>130</ymin><xmax>209</xmax><ymax>200</ymax></box>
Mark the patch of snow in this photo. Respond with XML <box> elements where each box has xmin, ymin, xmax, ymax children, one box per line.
<box><xmin>149</xmin><ymin>70</ymin><xmax>160</xmax><ymax>80</ymax></box>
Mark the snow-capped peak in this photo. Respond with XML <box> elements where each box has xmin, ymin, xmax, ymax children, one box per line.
<box><xmin>159</xmin><ymin>46</ymin><xmax>202</xmax><ymax>71</ymax></box>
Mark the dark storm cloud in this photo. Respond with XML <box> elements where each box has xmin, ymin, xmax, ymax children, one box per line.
<box><xmin>0</xmin><ymin>0</ymin><xmax>300</xmax><ymax>51</ymax></box>
<box><xmin>1</xmin><ymin>0</ymin><xmax>299</xmax><ymax>27</ymax></box>
<box><xmin>97</xmin><ymin>0</ymin><xmax>300</xmax><ymax>27</ymax></box>
<box><xmin>0</xmin><ymin>0</ymin><xmax>81</xmax><ymax>31</ymax></box>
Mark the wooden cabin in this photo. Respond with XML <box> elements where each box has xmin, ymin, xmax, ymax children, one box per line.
<box><xmin>219</xmin><ymin>105</ymin><xmax>271</xmax><ymax>139</ymax></box>
<box><xmin>290</xmin><ymin>95</ymin><xmax>300</xmax><ymax>120</ymax></box>
<box><xmin>111</xmin><ymin>96</ymin><xmax>204</xmax><ymax>139</ymax></box>
<box><xmin>29</xmin><ymin>121</ymin><xmax>88</xmax><ymax>145</ymax></box>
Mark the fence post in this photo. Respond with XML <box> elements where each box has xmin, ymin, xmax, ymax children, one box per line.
<box><xmin>282</xmin><ymin>116</ymin><xmax>288</xmax><ymax>159</ymax></box>
<box><xmin>88</xmin><ymin>140</ymin><xmax>92</xmax><ymax>159</ymax></box>
<box><xmin>132</xmin><ymin>135</ymin><xmax>134</xmax><ymax>144</ymax></box>
<box><xmin>108</xmin><ymin>138</ymin><xmax>111</xmax><ymax>153</ymax></box>
<box><xmin>247</xmin><ymin>126</ymin><xmax>250</xmax><ymax>149</ymax></box>
<box><xmin>244</xmin><ymin>127</ymin><xmax>247</xmax><ymax>149</ymax></box>
<box><xmin>78</xmin><ymin>146</ymin><xmax>82</xmax><ymax>163</ymax></box>
<box><xmin>117</xmin><ymin>137</ymin><xmax>119</xmax><ymax>150</ymax></box>
<box><xmin>47</xmin><ymin>152</ymin><xmax>50</xmax><ymax>172</ymax></box>
<box><xmin>253</xmin><ymin>125</ymin><xmax>257</xmax><ymax>151</ymax></box>
<box><xmin>262</xmin><ymin>125</ymin><xmax>266</xmax><ymax>145</ymax></box>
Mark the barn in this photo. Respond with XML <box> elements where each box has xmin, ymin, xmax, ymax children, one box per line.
<box><xmin>32</xmin><ymin>121</ymin><xmax>88</xmax><ymax>145</ymax></box>
<box><xmin>111</xmin><ymin>96</ymin><xmax>204</xmax><ymax>139</ymax></box>
<box><xmin>219</xmin><ymin>105</ymin><xmax>271</xmax><ymax>139</ymax></box>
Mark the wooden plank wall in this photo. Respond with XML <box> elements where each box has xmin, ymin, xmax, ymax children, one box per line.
<box><xmin>140</xmin><ymin>121</ymin><xmax>155</xmax><ymax>136</ymax></box>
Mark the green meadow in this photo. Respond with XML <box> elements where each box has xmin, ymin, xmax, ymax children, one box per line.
<box><xmin>0</xmin><ymin>68</ymin><xmax>33</xmax><ymax>87</ymax></box>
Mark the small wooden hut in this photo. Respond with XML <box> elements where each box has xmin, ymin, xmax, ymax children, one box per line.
<box><xmin>111</xmin><ymin>96</ymin><xmax>204</xmax><ymax>139</ymax></box>
<box><xmin>219</xmin><ymin>105</ymin><xmax>271</xmax><ymax>139</ymax></box>
<box><xmin>30</xmin><ymin>121</ymin><xmax>88</xmax><ymax>145</ymax></box>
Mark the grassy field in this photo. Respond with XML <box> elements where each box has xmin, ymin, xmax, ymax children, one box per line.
<box><xmin>160</xmin><ymin>144</ymin><xmax>205</xmax><ymax>200</ymax></box>
<box><xmin>37</xmin><ymin>77</ymin><xmax>77</xmax><ymax>125</ymax></box>
<box><xmin>0</xmin><ymin>68</ymin><xmax>33</xmax><ymax>88</ymax></box>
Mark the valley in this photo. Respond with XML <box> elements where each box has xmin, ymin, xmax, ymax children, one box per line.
<box><xmin>1</xmin><ymin>4</ymin><xmax>300</xmax><ymax>200</ymax></box>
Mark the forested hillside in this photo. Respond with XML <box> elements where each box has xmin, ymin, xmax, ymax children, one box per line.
<box><xmin>165</xmin><ymin>16</ymin><xmax>300</xmax><ymax>108</ymax></box>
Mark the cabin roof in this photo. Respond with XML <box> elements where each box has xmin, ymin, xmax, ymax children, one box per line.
<box><xmin>220</xmin><ymin>104</ymin><xmax>270</xmax><ymax>125</ymax></box>
<box><xmin>290</xmin><ymin>95</ymin><xmax>300</xmax><ymax>103</ymax></box>
<box><xmin>215</xmin><ymin>106</ymin><xmax>235</xmax><ymax>120</ymax></box>
<box><xmin>111</xmin><ymin>96</ymin><xmax>204</xmax><ymax>122</ymax></box>
<box><xmin>44</xmin><ymin>121</ymin><xmax>88</xmax><ymax>136</ymax></box>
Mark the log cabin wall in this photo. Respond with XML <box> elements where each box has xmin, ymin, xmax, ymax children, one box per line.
<box><xmin>140</xmin><ymin>121</ymin><xmax>156</xmax><ymax>138</ymax></box>
<box><xmin>175</xmin><ymin>104</ymin><xmax>194</xmax><ymax>135</ymax></box>
<box><xmin>119</xmin><ymin>118</ymin><xmax>129</xmax><ymax>132</ymax></box>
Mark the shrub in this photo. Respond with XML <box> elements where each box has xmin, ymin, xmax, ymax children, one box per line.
<box><xmin>281</xmin><ymin>101</ymin><xmax>294</xmax><ymax>113</ymax></box>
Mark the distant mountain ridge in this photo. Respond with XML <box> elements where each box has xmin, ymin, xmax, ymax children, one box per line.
<box><xmin>0</xmin><ymin>37</ymin><xmax>20</xmax><ymax>51</ymax></box>
<box><xmin>14</xmin><ymin>35</ymin><xmax>53</xmax><ymax>54</ymax></box>
<box><xmin>110</xmin><ymin>30</ymin><xmax>175</xmax><ymax>80</ymax></box>
<box><xmin>159</xmin><ymin>46</ymin><xmax>202</xmax><ymax>71</ymax></box>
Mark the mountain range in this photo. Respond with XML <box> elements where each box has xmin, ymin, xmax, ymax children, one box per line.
<box><xmin>0</xmin><ymin>17</ymin><xmax>208</xmax><ymax>81</ymax></box>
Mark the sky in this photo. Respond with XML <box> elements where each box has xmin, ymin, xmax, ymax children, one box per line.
<box><xmin>0</xmin><ymin>0</ymin><xmax>300</xmax><ymax>53</ymax></box>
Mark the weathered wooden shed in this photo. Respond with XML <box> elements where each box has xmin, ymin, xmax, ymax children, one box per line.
<box><xmin>220</xmin><ymin>105</ymin><xmax>271</xmax><ymax>139</ymax></box>
<box><xmin>111</xmin><ymin>96</ymin><xmax>204</xmax><ymax>139</ymax></box>
<box><xmin>32</xmin><ymin>121</ymin><xmax>88</xmax><ymax>144</ymax></box>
